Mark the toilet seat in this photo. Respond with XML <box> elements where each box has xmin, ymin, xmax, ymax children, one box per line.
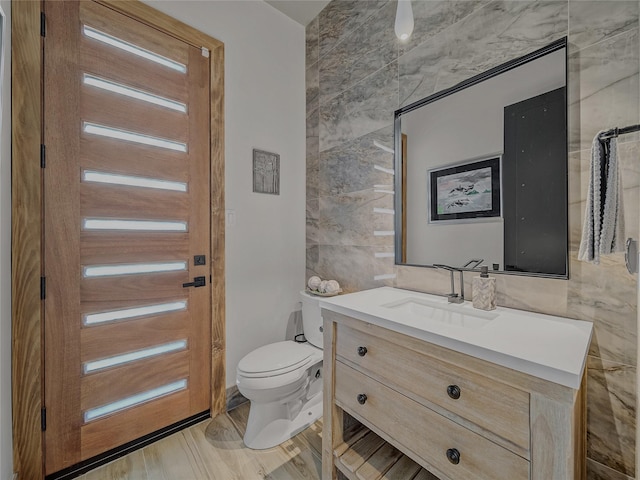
<box><xmin>238</xmin><ymin>341</ymin><xmax>319</xmax><ymax>378</ymax></box>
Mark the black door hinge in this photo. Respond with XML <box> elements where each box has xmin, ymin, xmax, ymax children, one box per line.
<box><xmin>41</xmin><ymin>407</ymin><xmax>46</xmax><ymax>431</ymax></box>
<box><xmin>40</xmin><ymin>144</ymin><xmax>46</xmax><ymax>168</ymax></box>
<box><xmin>40</xmin><ymin>277</ymin><xmax>46</xmax><ymax>300</ymax></box>
<box><xmin>40</xmin><ymin>12</ymin><xmax>46</xmax><ymax>37</ymax></box>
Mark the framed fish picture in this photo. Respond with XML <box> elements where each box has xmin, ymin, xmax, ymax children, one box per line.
<box><xmin>428</xmin><ymin>156</ymin><xmax>501</xmax><ymax>222</ymax></box>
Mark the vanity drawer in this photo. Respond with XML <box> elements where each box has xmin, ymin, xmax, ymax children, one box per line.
<box><xmin>335</xmin><ymin>323</ymin><xmax>530</xmax><ymax>455</ymax></box>
<box><xmin>335</xmin><ymin>361</ymin><xmax>529</xmax><ymax>480</ymax></box>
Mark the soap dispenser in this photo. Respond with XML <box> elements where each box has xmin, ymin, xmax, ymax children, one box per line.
<box><xmin>472</xmin><ymin>266</ymin><xmax>496</xmax><ymax>311</ymax></box>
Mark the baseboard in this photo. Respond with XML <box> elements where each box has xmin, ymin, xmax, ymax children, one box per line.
<box><xmin>226</xmin><ymin>385</ymin><xmax>248</xmax><ymax>411</ymax></box>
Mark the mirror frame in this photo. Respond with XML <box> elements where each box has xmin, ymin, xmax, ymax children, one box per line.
<box><xmin>393</xmin><ymin>37</ymin><xmax>569</xmax><ymax>279</ymax></box>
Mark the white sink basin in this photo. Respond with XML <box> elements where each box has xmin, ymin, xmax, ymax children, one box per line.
<box><xmin>381</xmin><ymin>297</ymin><xmax>498</xmax><ymax>329</ymax></box>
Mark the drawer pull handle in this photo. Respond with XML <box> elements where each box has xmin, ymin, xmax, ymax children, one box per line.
<box><xmin>357</xmin><ymin>393</ymin><xmax>367</xmax><ymax>405</ymax></box>
<box><xmin>357</xmin><ymin>346</ymin><xmax>368</xmax><ymax>357</ymax></box>
<box><xmin>446</xmin><ymin>448</ymin><xmax>461</xmax><ymax>465</ymax></box>
<box><xmin>447</xmin><ymin>385</ymin><xmax>461</xmax><ymax>400</ymax></box>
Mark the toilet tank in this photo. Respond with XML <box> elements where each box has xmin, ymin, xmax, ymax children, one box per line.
<box><xmin>299</xmin><ymin>291</ymin><xmax>323</xmax><ymax>348</ymax></box>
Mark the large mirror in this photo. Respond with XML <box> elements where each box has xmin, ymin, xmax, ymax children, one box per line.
<box><xmin>394</xmin><ymin>38</ymin><xmax>568</xmax><ymax>278</ymax></box>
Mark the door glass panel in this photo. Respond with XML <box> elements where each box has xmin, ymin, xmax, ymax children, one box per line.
<box><xmin>83</xmin><ymin>301</ymin><xmax>187</xmax><ymax>326</ymax></box>
<box><xmin>82</xmin><ymin>219</ymin><xmax>188</xmax><ymax>232</ymax></box>
<box><xmin>83</xmin><ymin>340</ymin><xmax>188</xmax><ymax>373</ymax></box>
<box><xmin>84</xmin><ymin>379</ymin><xmax>188</xmax><ymax>422</ymax></box>
<box><xmin>82</xmin><ymin>170</ymin><xmax>187</xmax><ymax>192</ymax></box>
<box><xmin>82</xmin><ymin>26</ymin><xmax>187</xmax><ymax>73</ymax></box>
<box><xmin>83</xmin><ymin>122</ymin><xmax>187</xmax><ymax>152</ymax></box>
<box><xmin>83</xmin><ymin>261</ymin><xmax>187</xmax><ymax>278</ymax></box>
<box><xmin>83</xmin><ymin>74</ymin><xmax>187</xmax><ymax>112</ymax></box>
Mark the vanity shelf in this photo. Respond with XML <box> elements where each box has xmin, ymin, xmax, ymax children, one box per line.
<box><xmin>334</xmin><ymin>426</ymin><xmax>438</xmax><ymax>480</ymax></box>
<box><xmin>321</xmin><ymin>289</ymin><xmax>591</xmax><ymax>480</ymax></box>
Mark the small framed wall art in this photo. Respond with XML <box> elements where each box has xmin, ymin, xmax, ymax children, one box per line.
<box><xmin>428</xmin><ymin>156</ymin><xmax>501</xmax><ymax>222</ymax></box>
<box><xmin>253</xmin><ymin>148</ymin><xmax>280</xmax><ymax>195</ymax></box>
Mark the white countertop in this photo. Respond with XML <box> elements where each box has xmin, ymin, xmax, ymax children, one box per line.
<box><xmin>319</xmin><ymin>287</ymin><xmax>592</xmax><ymax>389</ymax></box>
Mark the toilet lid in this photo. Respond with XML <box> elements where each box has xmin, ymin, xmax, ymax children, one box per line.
<box><xmin>237</xmin><ymin>341</ymin><xmax>314</xmax><ymax>376</ymax></box>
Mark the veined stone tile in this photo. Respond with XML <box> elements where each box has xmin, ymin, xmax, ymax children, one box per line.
<box><xmin>568</xmin><ymin>150</ymin><xmax>582</xmax><ymax>206</ymax></box>
<box><xmin>306</xmin><ymin>16</ymin><xmax>319</xmax><ymax>69</ymax></box>
<box><xmin>307</xmin><ymin>63</ymin><xmax>319</xmax><ymax>117</ymax></box>
<box><xmin>307</xmin><ymin>152</ymin><xmax>319</xmax><ymax>201</ymax></box>
<box><xmin>399</xmin><ymin>0</ymin><xmax>489</xmax><ymax>57</ymax></box>
<box><xmin>318</xmin><ymin>125</ymin><xmax>394</xmax><ymax>197</ymax></box>
<box><xmin>587</xmin><ymin>458</ymin><xmax>634</xmax><ymax>480</ymax></box>
<box><xmin>568</xmin><ymin>254</ymin><xmax>636</xmax><ymax>366</ymax></box>
<box><xmin>493</xmin><ymin>273</ymin><xmax>569</xmax><ymax>316</ymax></box>
<box><xmin>306</xmin><ymin>244</ymin><xmax>319</xmax><ymax>278</ymax></box>
<box><xmin>318</xmin><ymin>0</ymin><xmax>388</xmax><ymax>60</ymax></box>
<box><xmin>320</xmin><ymin>61</ymin><xmax>398</xmax><ymax>152</ymax></box>
<box><xmin>586</xmin><ymin>356</ymin><xmax>636</xmax><ymax>477</ymax></box>
<box><xmin>307</xmin><ymin>104</ymin><xmax>319</xmax><ymax>154</ymax></box>
<box><xmin>307</xmin><ymin>197</ymin><xmax>319</xmax><ymax>246</ymax></box>
<box><xmin>318</xmin><ymin>189</ymin><xmax>395</xmax><ymax>247</ymax></box>
<box><xmin>307</xmin><ymin>103</ymin><xmax>320</xmax><ymax>200</ymax></box>
<box><xmin>568</xmin><ymin>28</ymin><xmax>639</xmax><ymax>151</ymax></box>
<box><xmin>319</xmin><ymin>1</ymin><xmax>397</xmax><ymax>104</ymax></box>
<box><xmin>313</xmin><ymin>245</ymin><xmax>395</xmax><ymax>292</ymax></box>
<box><xmin>569</xmin><ymin>1</ymin><xmax>638</xmax><ymax>52</ymax></box>
<box><xmin>399</xmin><ymin>0</ymin><xmax>567</xmax><ymax>107</ymax></box>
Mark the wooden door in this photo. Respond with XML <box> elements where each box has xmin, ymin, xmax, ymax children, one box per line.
<box><xmin>43</xmin><ymin>1</ymin><xmax>211</xmax><ymax>474</ymax></box>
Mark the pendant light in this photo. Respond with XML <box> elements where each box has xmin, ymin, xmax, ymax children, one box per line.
<box><xmin>395</xmin><ymin>0</ymin><xmax>414</xmax><ymax>42</ymax></box>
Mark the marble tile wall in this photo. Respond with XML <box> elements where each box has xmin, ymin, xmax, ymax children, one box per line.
<box><xmin>307</xmin><ymin>1</ymin><xmax>639</xmax><ymax>478</ymax></box>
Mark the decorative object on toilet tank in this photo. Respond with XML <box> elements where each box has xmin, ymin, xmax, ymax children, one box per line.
<box><xmin>306</xmin><ymin>276</ymin><xmax>342</xmax><ymax>296</ymax></box>
<box><xmin>324</xmin><ymin>280</ymin><xmax>340</xmax><ymax>294</ymax></box>
<box><xmin>472</xmin><ymin>266</ymin><xmax>496</xmax><ymax>311</ymax></box>
<box><xmin>307</xmin><ymin>275</ymin><xmax>322</xmax><ymax>290</ymax></box>
<box><xmin>252</xmin><ymin>148</ymin><xmax>280</xmax><ymax>195</ymax></box>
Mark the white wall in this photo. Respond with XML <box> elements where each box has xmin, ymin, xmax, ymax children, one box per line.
<box><xmin>0</xmin><ymin>0</ymin><xmax>11</xmax><ymax>477</ymax></box>
<box><xmin>144</xmin><ymin>1</ymin><xmax>306</xmax><ymax>389</ymax></box>
<box><xmin>403</xmin><ymin>49</ymin><xmax>564</xmax><ymax>269</ymax></box>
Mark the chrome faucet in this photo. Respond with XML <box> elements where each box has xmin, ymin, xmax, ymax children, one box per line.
<box><xmin>433</xmin><ymin>264</ymin><xmax>464</xmax><ymax>303</ymax></box>
<box><xmin>461</xmin><ymin>258</ymin><xmax>484</xmax><ymax>269</ymax></box>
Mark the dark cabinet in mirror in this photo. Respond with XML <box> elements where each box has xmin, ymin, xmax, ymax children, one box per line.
<box><xmin>394</xmin><ymin>38</ymin><xmax>568</xmax><ymax>278</ymax></box>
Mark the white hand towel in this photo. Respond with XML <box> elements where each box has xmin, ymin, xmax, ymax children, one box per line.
<box><xmin>578</xmin><ymin>132</ymin><xmax>625</xmax><ymax>264</ymax></box>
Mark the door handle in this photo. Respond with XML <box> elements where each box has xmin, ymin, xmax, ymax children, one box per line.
<box><xmin>183</xmin><ymin>276</ymin><xmax>206</xmax><ymax>288</ymax></box>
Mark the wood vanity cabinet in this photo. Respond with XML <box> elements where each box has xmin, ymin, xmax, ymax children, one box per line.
<box><xmin>322</xmin><ymin>310</ymin><xmax>587</xmax><ymax>480</ymax></box>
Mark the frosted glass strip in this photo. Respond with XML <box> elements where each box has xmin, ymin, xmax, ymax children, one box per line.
<box><xmin>84</xmin><ymin>379</ymin><xmax>187</xmax><ymax>422</ymax></box>
<box><xmin>83</xmin><ymin>26</ymin><xmax>186</xmax><ymax>73</ymax></box>
<box><xmin>84</xmin><ymin>261</ymin><xmax>186</xmax><ymax>278</ymax></box>
<box><xmin>83</xmin><ymin>170</ymin><xmax>187</xmax><ymax>192</ymax></box>
<box><xmin>373</xmin><ymin>208</ymin><xmax>394</xmax><ymax>215</ymax></box>
<box><xmin>84</xmin><ymin>301</ymin><xmax>187</xmax><ymax>326</ymax></box>
<box><xmin>374</xmin><ymin>273</ymin><xmax>396</xmax><ymax>281</ymax></box>
<box><xmin>84</xmin><ymin>340</ymin><xmax>187</xmax><ymax>374</ymax></box>
<box><xmin>373</xmin><ymin>140</ymin><xmax>394</xmax><ymax>154</ymax></box>
<box><xmin>374</xmin><ymin>165</ymin><xmax>394</xmax><ymax>175</ymax></box>
<box><xmin>83</xmin><ymin>219</ymin><xmax>187</xmax><ymax>232</ymax></box>
<box><xmin>83</xmin><ymin>123</ymin><xmax>187</xmax><ymax>152</ymax></box>
<box><xmin>83</xmin><ymin>75</ymin><xmax>187</xmax><ymax>113</ymax></box>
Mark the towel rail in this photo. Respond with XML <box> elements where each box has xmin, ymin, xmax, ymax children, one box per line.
<box><xmin>598</xmin><ymin>124</ymin><xmax>640</xmax><ymax>141</ymax></box>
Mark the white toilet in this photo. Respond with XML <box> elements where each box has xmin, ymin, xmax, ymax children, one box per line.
<box><xmin>236</xmin><ymin>291</ymin><xmax>324</xmax><ymax>449</ymax></box>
